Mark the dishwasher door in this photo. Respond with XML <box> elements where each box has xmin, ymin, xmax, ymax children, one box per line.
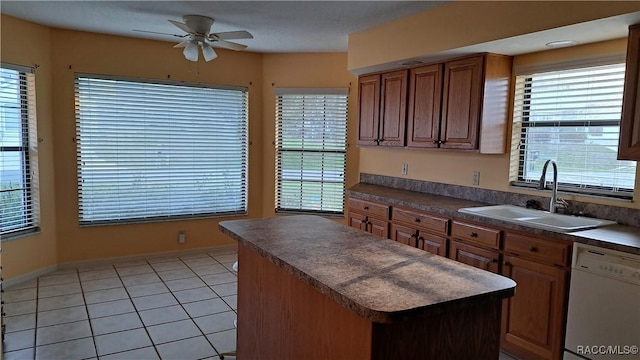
<box><xmin>564</xmin><ymin>243</ymin><xmax>640</xmax><ymax>360</ymax></box>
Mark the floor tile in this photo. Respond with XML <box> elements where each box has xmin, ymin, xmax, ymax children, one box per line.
<box><xmin>3</xmin><ymin>329</ymin><xmax>35</xmax><ymax>352</ymax></box>
<box><xmin>210</xmin><ymin>282</ymin><xmax>237</xmax><ymax>297</ymax></box>
<box><xmin>173</xmin><ymin>287</ymin><xmax>217</xmax><ymax>304</ymax></box>
<box><xmin>131</xmin><ymin>293</ymin><xmax>178</xmax><ymax>311</ymax></box>
<box><xmin>182</xmin><ymin>298</ymin><xmax>232</xmax><ymax>318</ymax></box>
<box><xmin>208</xmin><ymin>248</ymin><xmax>237</xmax><ymax>256</ymax></box>
<box><xmin>112</xmin><ymin>259</ymin><xmax>149</xmax><ymax>268</ymax></box>
<box><xmin>4</xmin><ymin>300</ymin><xmax>37</xmax><ymax>316</ymax></box>
<box><xmin>3</xmin><ymin>313</ymin><xmax>36</xmax><ymax>333</ymax></box>
<box><xmin>165</xmin><ymin>277</ymin><xmax>207</xmax><ymax>292</ymax></box>
<box><xmin>182</xmin><ymin>257</ymin><xmax>218</xmax><ymax>267</ymax></box>
<box><xmin>179</xmin><ymin>252</ymin><xmax>211</xmax><ymax>260</ymax></box>
<box><xmin>38</xmin><ymin>282</ymin><xmax>83</xmax><ymax>298</ymax></box>
<box><xmin>125</xmin><ymin>282</ymin><xmax>169</xmax><ymax>298</ymax></box>
<box><xmin>94</xmin><ymin>328</ymin><xmax>152</xmax><ymax>356</ymax></box>
<box><xmin>81</xmin><ymin>277</ymin><xmax>123</xmax><ymax>292</ymax></box>
<box><xmin>78</xmin><ymin>268</ymin><xmax>118</xmax><ymax>282</ymax></box>
<box><xmin>115</xmin><ymin>264</ymin><xmax>154</xmax><ymax>276</ymax></box>
<box><xmin>221</xmin><ymin>295</ymin><xmax>238</xmax><ymax>310</ymax></box>
<box><xmin>87</xmin><ymin>298</ymin><xmax>135</xmax><ymax>318</ymax></box>
<box><xmin>193</xmin><ymin>311</ymin><xmax>237</xmax><ymax>334</ymax></box>
<box><xmin>4</xmin><ymin>278</ymin><xmax>38</xmax><ymax>290</ymax></box>
<box><xmin>155</xmin><ymin>336</ymin><xmax>216</xmax><ymax>360</ymax></box>
<box><xmin>99</xmin><ymin>346</ymin><xmax>159</xmax><ymax>360</ymax></box>
<box><xmin>76</xmin><ymin>263</ymin><xmax>114</xmax><ymax>272</ymax></box>
<box><xmin>206</xmin><ymin>329</ymin><xmax>237</xmax><ymax>354</ymax></box>
<box><xmin>138</xmin><ymin>305</ymin><xmax>189</xmax><ymax>327</ymax></box>
<box><xmin>201</xmin><ymin>272</ymin><xmax>237</xmax><ymax>286</ymax></box>
<box><xmin>3</xmin><ymin>347</ymin><xmax>35</xmax><ymax>360</ymax></box>
<box><xmin>147</xmin><ymin>256</ymin><xmax>180</xmax><ymax>264</ymax></box>
<box><xmin>35</xmin><ymin>337</ymin><xmax>96</xmax><ymax>360</ymax></box>
<box><xmin>150</xmin><ymin>261</ymin><xmax>189</xmax><ymax>272</ymax></box>
<box><xmin>38</xmin><ymin>305</ymin><xmax>88</xmax><ymax>327</ymax></box>
<box><xmin>191</xmin><ymin>264</ymin><xmax>229</xmax><ymax>276</ymax></box>
<box><xmin>84</xmin><ymin>287</ymin><xmax>129</xmax><ymax>305</ymax></box>
<box><xmin>120</xmin><ymin>273</ymin><xmax>161</xmax><ymax>287</ymax></box>
<box><xmin>157</xmin><ymin>268</ymin><xmax>197</xmax><ymax>281</ymax></box>
<box><xmin>36</xmin><ymin>320</ymin><xmax>92</xmax><ymax>346</ymax></box>
<box><xmin>90</xmin><ymin>311</ymin><xmax>143</xmax><ymax>336</ymax></box>
<box><xmin>38</xmin><ymin>292</ymin><xmax>86</xmax><ymax>311</ymax></box>
<box><xmin>211</xmin><ymin>254</ymin><xmax>237</xmax><ymax>263</ymax></box>
<box><xmin>147</xmin><ymin>319</ymin><xmax>202</xmax><ymax>345</ymax></box>
<box><xmin>38</xmin><ymin>272</ymin><xmax>79</xmax><ymax>287</ymax></box>
<box><xmin>3</xmin><ymin>288</ymin><xmax>37</xmax><ymax>303</ymax></box>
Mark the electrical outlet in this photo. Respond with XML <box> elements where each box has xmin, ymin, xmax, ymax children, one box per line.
<box><xmin>472</xmin><ymin>171</ymin><xmax>480</xmax><ymax>185</ymax></box>
<box><xmin>178</xmin><ymin>231</ymin><xmax>186</xmax><ymax>244</ymax></box>
<box><xmin>402</xmin><ymin>163</ymin><xmax>408</xmax><ymax>175</ymax></box>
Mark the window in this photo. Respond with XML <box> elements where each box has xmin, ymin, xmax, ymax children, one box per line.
<box><xmin>1</xmin><ymin>64</ymin><xmax>39</xmax><ymax>237</ymax></box>
<box><xmin>75</xmin><ymin>75</ymin><xmax>248</xmax><ymax>225</ymax></box>
<box><xmin>511</xmin><ymin>62</ymin><xmax>636</xmax><ymax>198</ymax></box>
<box><xmin>275</xmin><ymin>88</ymin><xmax>348</xmax><ymax>215</ymax></box>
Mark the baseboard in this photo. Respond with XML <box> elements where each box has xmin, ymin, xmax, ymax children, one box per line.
<box><xmin>57</xmin><ymin>244</ymin><xmax>237</xmax><ymax>270</ymax></box>
<box><xmin>3</xmin><ymin>264</ymin><xmax>58</xmax><ymax>288</ymax></box>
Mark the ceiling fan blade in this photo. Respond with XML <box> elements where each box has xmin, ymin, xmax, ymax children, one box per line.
<box><xmin>213</xmin><ymin>30</ymin><xmax>253</xmax><ymax>40</ymax></box>
<box><xmin>133</xmin><ymin>29</ymin><xmax>186</xmax><ymax>38</ymax></box>
<box><xmin>173</xmin><ymin>39</ymin><xmax>191</xmax><ymax>48</ymax></box>
<box><xmin>201</xmin><ymin>43</ymin><xmax>218</xmax><ymax>62</ymax></box>
<box><xmin>183</xmin><ymin>41</ymin><xmax>199</xmax><ymax>62</ymax></box>
<box><xmin>211</xmin><ymin>39</ymin><xmax>247</xmax><ymax>51</ymax></box>
<box><xmin>168</xmin><ymin>19</ymin><xmax>193</xmax><ymax>34</ymax></box>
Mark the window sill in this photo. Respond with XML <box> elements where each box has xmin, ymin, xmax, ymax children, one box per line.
<box><xmin>1</xmin><ymin>228</ymin><xmax>41</xmax><ymax>242</ymax></box>
<box><xmin>508</xmin><ymin>183</ymin><xmax>634</xmax><ymax>203</ymax></box>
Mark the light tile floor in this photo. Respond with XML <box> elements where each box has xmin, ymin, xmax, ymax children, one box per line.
<box><xmin>2</xmin><ymin>248</ymin><xmax>238</xmax><ymax>360</ymax></box>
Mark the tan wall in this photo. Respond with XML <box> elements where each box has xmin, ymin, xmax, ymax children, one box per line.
<box><xmin>260</xmin><ymin>53</ymin><xmax>359</xmax><ymax>221</ymax></box>
<box><xmin>0</xmin><ymin>15</ymin><xmax>58</xmax><ymax>279</ymax></box>
<box><xmin>359</xmin><ymin>39</ymin><xmax>640</xmax><ymax>209</ymax></box>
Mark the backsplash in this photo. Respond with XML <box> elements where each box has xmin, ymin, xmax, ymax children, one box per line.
<box><xmin>359</xmin><ymin>173</ymin><xmax>640</xmax><ymax>227</ymax></box>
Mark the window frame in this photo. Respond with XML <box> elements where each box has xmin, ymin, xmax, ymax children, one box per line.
<box><xmin>274</xmin><ymin>88</ymin><xmax>349</xmax><ymax>216</ymax></box>
<box><xmin>510</xmin><ymin>60</ymin><xmax>635</xmax><ymax>200</ymax></box>
<box><xmin>1</xmin><ymin>63</ymin><xmax>39</xmax><ymax>238</ymax></box>
<box><xmin>74</xmin><ymin>73</ymin><xmax>249</xmax><ymax>225</ymax></box>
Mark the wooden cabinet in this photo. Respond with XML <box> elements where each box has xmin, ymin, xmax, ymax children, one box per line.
<box><xmin>618</xmin><ymin>24</ymin><xmax>640</xmax><ymax>160</ymax></box>
<box><xmin>449</xmin><ymin>240</ymin><xmax>500</xmax><ymax>273</ymax></box>
<box><xmin>390</xmin><ymin>207</ymin><xmax>449</xmax><ymax>256</ymax></box>
<box><xmin>356</xmin><ymin>70</ymin><xmax>408</xmax><ymax>147</ymax></box>
<box><xmin>501</xmin><ymin>233</ymin><xmax>571</xmax><ymax>360</ymax></box>
<box><xmin>407</xmin><ymin>64</ymin><xmax>443</xmax><ymax>148</ymax></box>
<box><xmin>347</xmin><ymin>198</ymin><xmax>390</xmax><ymax>239</ymax></box>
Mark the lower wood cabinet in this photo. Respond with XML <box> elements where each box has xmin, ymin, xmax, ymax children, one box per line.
<box><xmin>390</xmin><ymin>223</ymin><xmax>419</xmax><ymax>247</ymax></box>
<box><xmin>449</xmin><ymin>239</ymin><xmax>500</xmax><ymax>273</ymax></box>
<box><xmin>347</xmin><ymin>198</ymin><xmax>390</xmax><ymax>239</ymax></box>
<box><xmin>417</xmin><ymin>232</ymin><xmax>447</xmax><ymax>257</ymax></box>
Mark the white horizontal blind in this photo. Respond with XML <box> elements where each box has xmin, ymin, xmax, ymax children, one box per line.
<box><xmin>511</xmin><ymin>63</ymin><xmax>635</xmax><ymax>197</ymax></box>
<box><xmin>275</xmin><ymin>89</ymin><xmax>348</xmax><ymax>215</ymax></box>
<box><xmin>75</xmin><ymin>75</ymin><xmax>248</xmax><ymax>224</ymax></box>
<box><xmin>0</xmin><ymin>64</ymin><xmax>39</xmax><ymax>236</ymax></box>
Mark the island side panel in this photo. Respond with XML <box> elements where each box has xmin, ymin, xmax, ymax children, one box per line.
<box><xmin>237</xmin><ymin>243</ymin><xmax>374</xmax><ymax>359</ymax></box>
<box><xmin>371</xmin><ymin>297</ymin><xmax>503</xmax><ymax>360</ymax></box>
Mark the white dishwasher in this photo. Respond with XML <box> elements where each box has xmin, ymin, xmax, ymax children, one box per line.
<box><xmin>564</xmin><ymin>243</ymin><xmax>640</xmax><ymax>360</ymax></box>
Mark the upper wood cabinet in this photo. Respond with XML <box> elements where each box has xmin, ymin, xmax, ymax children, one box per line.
<box><xmin>407</xmin><ymin>64</ymin><xmax>443</xmax><ymax>148</ymax></box>
<box><xmin>356</xmin><ymin>70</ymin><xmax>408</xmax><ymax>147</ymax></box>
<box><xmin>618</xmin><ymin>24</ymin><xmax>640</xmax><ymax>160</ymax></box>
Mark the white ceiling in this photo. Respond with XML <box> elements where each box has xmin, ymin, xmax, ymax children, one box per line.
<box><xmin>0</xmin><ymin>1</ymin><xmax>448</xmax><ymax>53</ymax></box>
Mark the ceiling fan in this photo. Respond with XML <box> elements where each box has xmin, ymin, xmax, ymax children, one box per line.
<box><xmin>135</xmin><ymin>15</ymin><xmax>253</xmax><ymax>62</ymax></box>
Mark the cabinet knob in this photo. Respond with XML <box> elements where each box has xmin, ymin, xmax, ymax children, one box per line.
<box><xmin>414</xmin><ymin>218</ymin><xmax>420</xmax><ymax>223</ymax></box>
<box><xmin>470</xmin><ymin>232</ymin><xmax>478</xmax><ymax>238</ymax></box>
<box><xmin>364</xmin><ymin>206</ymin><xmax>369</xmax><ymax>210</ymax></box>
<box><xmin>529</xmin><ymin>246</ymin><xmax>538</xmax><ymax>253</ymax></box>
<box><xmin>491</xmin><ymin>259</ymin><xmax>498</xmax><ymax>263</ymax></box>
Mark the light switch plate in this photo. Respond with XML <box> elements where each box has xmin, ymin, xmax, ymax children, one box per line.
<box><xmin>472</xmin><ymin>171</ymin><xmax>480</xmax><ymax>185</ymax></box>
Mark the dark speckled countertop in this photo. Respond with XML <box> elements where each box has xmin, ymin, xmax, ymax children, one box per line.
<box><xmin>348</xmin><ymin>183</ymin><xmax>640</xmax><ymax>255</ymax></box>
<box><xmin>219</xmin><ymin>215</ymin><xmax>516</xmax><ymax>323</ymax></box>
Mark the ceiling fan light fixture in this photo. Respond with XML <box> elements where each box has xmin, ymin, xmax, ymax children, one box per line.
<box><xmin>202</xmin><ymin>44</ymin><xmax>218</xmax><ymax>62</ymax></box>
<box><xmin>183</xmin><ymin>41</ymin><xmax>199</xmax><ymax>61</ymax></box>
<box><xmin>545</xmin><ymin>40</ymin><xmax>578</xmax><ymax>48</ymax></box>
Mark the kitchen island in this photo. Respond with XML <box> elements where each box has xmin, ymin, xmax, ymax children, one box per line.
<box><xmin>219</xmin><ymin>215</ymin><xmax>516</xmax><ymax>360</ymax></box>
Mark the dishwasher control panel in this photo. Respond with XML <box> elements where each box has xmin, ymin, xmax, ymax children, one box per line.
<box><xmin>573</xmin><ymin>243</ymin><xmax>640</xmax><ymax>285</ymax></box>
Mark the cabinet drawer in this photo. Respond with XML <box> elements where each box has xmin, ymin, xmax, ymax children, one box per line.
<box><xmin>392</xmin><ymin>207</ymin><xmax>449</xmax><ymax>235</ymax></box>
<box><xmin>451</xmin><ymin>221</ymin><xmax>501</xmax><ymax>249</ymax></box>
<box><xmin>504</xmin><ymin>233</ymin><xmax>570</xmax><ymax>266</ymax></box>
<box><xmin>348</xmin><ymin>198</ymin><xmax>389</xmax><ymax>220</ymax></box>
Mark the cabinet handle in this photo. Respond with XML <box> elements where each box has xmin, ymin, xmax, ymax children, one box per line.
<box><xmin>414</xmin><ymin>218</ymin><xmax>421</xmax><ymax>223</ymax></box>
<box><xmin>529</xmin><ymin>246</ymin><xmax>538</xmax><ymax>252</ymax></box>
<box><xmin>470</xmin><ymin>232</ymin><xmax>478</xmax><ymax>238</ymax></box>
<box><xmin>410</xmin><ymin>233</ymin><xmax>418</xmax><ymax>238</ymax></box>
<box><xmin>433</xmin><ymin>140</ymin><xmax>439</xmax><ymax>144</ymax></box>
<box><xmin>418</xmin><ymin>236</ymin><xmax>425</xmax><ymax>241</ymax></box>
<box><xmin>364</xmin><ymin>206</ymin><xmax>369</xmax><ymax>210</ymax></box>
<box><xmin>490</xmin><ymin>259</ymin><xmax>498</xmax><ymax>263</ymax></box>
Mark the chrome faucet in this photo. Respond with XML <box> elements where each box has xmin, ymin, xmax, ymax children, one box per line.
<box><xmin>538</xmin><ymin>160</ymin><xmax>568</xmax><ymax>213</ymax></box>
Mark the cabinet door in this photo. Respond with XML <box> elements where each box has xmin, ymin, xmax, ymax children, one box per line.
<box><xmin>440</xmin><ymin>55</ymin><xmax>483</xmax><ymax>150</ymax></box>
<box><xmin>407</xmin><ymin>64</ymin><xmax>443</xmax><ymax>148</ymax></box>
<box><xmin>618</xmin><ymin>24</ymin><xmax>640</xmax><ymax>160</ymax></box>
<box><xmin>390</xmin><ymin>223</ymin><xmax>418</xmax><ymax>247</ymax></box>
<box><xmin>379</xmin><ymin>70</ymin><xmax>408</xmax><ymax>147</ymax></box>
<box><xmin>357</xmin><ymin>74</ymin><xmax>381</xmax><ymax>146</ymax></box>
<box><xmin>501</xmin><ymin>255</ymin><xmax>568</xmax><ymax>360</ymax></box>
<box><xmin>417</xmin><ymin>232</ymin><xmax>447</xmax><ymax>257</ymax></box>
<box><xmin>368</xmin><ymin>217</ymin><xmax>389</xmax><ymax>239</ymax></box>
<box><xmin>449</xmin><ymin>240</ymin><xmax>499</xmax><ymax>273</ymax></box>
<box><xmin>348</xmin><ymin>211</ymin><xmax>368</xmax><ymax>232</ymax></box>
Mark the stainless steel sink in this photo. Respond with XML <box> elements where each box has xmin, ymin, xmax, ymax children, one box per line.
<box><xmin>458</xmin><ymin>205</ymin><xmax>616</xmax><ymax>233</ymax></box>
